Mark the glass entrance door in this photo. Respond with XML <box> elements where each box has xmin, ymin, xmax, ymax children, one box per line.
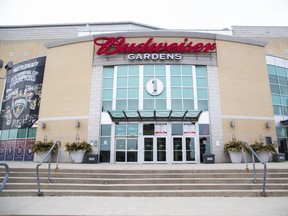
<box><xmin>144</xmin><ymin>137</ymin><xmax>167</xmax><ymax>163</ymax></box>
<box><xmin>115</xmin><ymin>138</ymin><xmax>138</xmax><ymax>163</ymax></box>
<box><xmin>173</xmin><ymin>136</ymin><xmax>196</xmax><ymax>162</ymax></box>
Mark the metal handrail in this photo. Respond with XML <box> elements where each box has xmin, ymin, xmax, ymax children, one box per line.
<box><xmin>36</xmin><ymin>141</ymin><xmax>61</xmax><ymax>196</ymax></box>
<box><xmin>0</xmin><ymin>162</ymin><xmax>9</xmax><ymax>192</ymax></box>
<box><xmin>241</xmin><ymin>142</ymin><xmax>267</xmax><ymax>197</ymax></box>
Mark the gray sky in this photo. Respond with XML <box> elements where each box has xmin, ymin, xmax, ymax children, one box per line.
<box><xmin>0</xmin><ymin>0</ymin><xmax>287</xmax><ymax>29</ymax></box>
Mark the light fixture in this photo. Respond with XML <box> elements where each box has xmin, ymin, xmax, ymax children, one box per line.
<box><xmin>5</xmin><ymin>61</ymin><xmax>13</xmax><ymax>70</ymax></box>
<box><xmin>230</xmin><ymin>120</ymin><xmax>236</xmax><ymax>128</ymax></box>
<box><xmin>0</xmin><ymin>59</ymin><xmax>3</xmax><ymax>69</ymax></box>
<box><xmin>75</xmin><ymin>120</ymin><xmax>80</xmax><ymax>128</ymax></box>
<box><xmin>266</xmin><ymin>121</ymin><xmax>271</xmax><ymax>128</ymax></box>
<box><xmin>41</xmin><ymin>122</ymin><xmax>46</xmax><ymax>129</ymax></box>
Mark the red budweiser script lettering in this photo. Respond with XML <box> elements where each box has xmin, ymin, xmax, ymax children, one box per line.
<box><xmin>94</xmin><ymin>37</ymin><xmax>216</xmax><ymax>55</ymax></box>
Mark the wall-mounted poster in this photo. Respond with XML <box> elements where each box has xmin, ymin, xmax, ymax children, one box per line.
<box><xmin>183</xmin><ymin>123</ymin><xmax>196</xmax><ymax>135</ymax></box>
<box><xmin>0</xmin><ymin>57</ymin><xmax>46</xmax><ymax>130</ymax></box>
<box><xmin>155</xmin><ymin>123</ymin><xmax>167</xmax><ymax>135</ymax></box>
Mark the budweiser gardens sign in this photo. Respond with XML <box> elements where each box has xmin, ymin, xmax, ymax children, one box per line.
<box><xmin>94</xmin><ymin>36</ymin><xmax>216</xmax><ymax>60</ymax></box>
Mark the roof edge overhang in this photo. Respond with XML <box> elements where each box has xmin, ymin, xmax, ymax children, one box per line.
<box><xmin>45</xmin><ymin>30</ymin><xmax>267</xmax><ymax>49</ymax></box>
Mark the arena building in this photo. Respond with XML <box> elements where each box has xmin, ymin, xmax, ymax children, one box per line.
<box><xmin>0</xmin><ymin>22</ymin><xmax>287</xmax><ymax>163</ymax></box>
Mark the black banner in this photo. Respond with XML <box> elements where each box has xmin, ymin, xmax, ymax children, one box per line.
<box><xmin>0</xmin><ymin>57</ymin><xmax>46</xmax><ymax>129</ymax></box>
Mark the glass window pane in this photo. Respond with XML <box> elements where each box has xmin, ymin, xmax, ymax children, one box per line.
<box><xmin>199</xmin><ymin>124</ymin><xmax>210</xmax><ymax>135</ymax></box>
<box><xmin>172</xmin><ymin>123</ymin><xmax>183</xmax><ymax>135</ymax></box>
<box><xmin>102</xmin><ymin>101</ymin><xmax>112</xmax><ymax>111</ymax></box>
<box><xmin>155</xmin><ymin>99</ymin><xmax>166</xmax><ymax>110</ymax></box>
<box><xmin>103</xmin><ymin>67</ymin><xmax>114</xmax><ymax>78</ymax></box>
<box><xmin>183</xmin><ymin>99</ymin><xmax>194</xmax><ymax>110</ymax></box>
<box><xmin>171</xmin><ymin>99</ymin><xmax>182</xmax><ymax>110</ymax></box>
<box><xmin>1</xmin><ymin>130</ymin><xmax>9</xmax><ymax>139</ymax></box>
<box><xmin>277</xmin><ymin>66</ymin><xmax>286</xmax><ymax>76</ymax></box>
<box><xmin>283</xmin><ymin>106</ymin><xmax>288</xmax><ymax>115</ymax></box>
<box><xmin>144</xmin><ymin>65</ymin><xmax>154</xmax><ymax>76</ymax></box>
<box><xmin>116</xmin><ymin>89</ymin><xmax>127</xmax><ymax>99</ymax></box>
<box><xmin>127</xmin><ymin>124</ymin><xmax>138</xmax><ymax>136</ymax></box>
<box><xmin>127</xmin><ymin>139</ymin><xmax>138</xmax><ymax>150</ymax></box>
<box><xmin>116</xmin><ymin>100</ymin><xmax>127</xmax><ymax>110</ymax></box>
<box><xmin>143</xmin><ymin>99</ymin><xmax>154</xmax><ymax>110</ymax></box>
<box><xmin>143</xmin><ymin>76</ymin><xmax>154</xmax><ymax>85</ymax></box>
<box><xmin>171</xmin><ymin>88</ymin><xmax>182</xmax><ymax>98</ymax></box>
<box><xmin>9</xmin><ymin>129</ymin><xmax>17</xmax><ymax>139</ymax></box>
<box><xmin>182</xmin><ymin>76</ymin><xmax>193</xmax><ymax>87</ymax></box>
<box><xmin>267</xmin><ymin>65</ymin><xmax>276</xmax><ymax>75</ymax></box>
<box><xmin>197</xmin><ymin>77</ymin><xmax>207</xmax><ymax>88</ymax></box>
<box><xmin>182</xmin><ymin>66</ymin><xmax>192</xmax><ymax>76</ymax></box>
<box><xmin>276</xmin><ymin>126</ymin><xmax>286</xmax><ymax>137</ymax></box>
<box><xmin>28</xmin><ymin>128</ymin><xmax>36</xmax><ymax>138</ymax></box>
<box><xmin>128</xmin><ymin>88</ymin><xmax>139</xmax><ymax>98</ymax></box>
<box><xmin>127</xmin><ymin>99</ymin><xmax>138</xmax><ymax>110</ymax></box>
<box><xmin>128</xmin><ymin>77</ymin><xmax>139</xmax><ymax>87</ymax></box>
<box><xmin>280</xmin><ymin>86</ymin><xmax>288</xmax><ymax>95</ymax></box>
<box><xmin>116</xmin><ymin>139</ymin><xmax>126</xmax><ymax>150</ymax></box>
<box><xmin>273</xmin><ymin>105</ymin><xmax>282</xmax><ymax>115</ymax></box>
<box><xmin>143</xmin><ymin>124</ymin><xmax>154</xmax><ymax>135</ymax></box>
<box><xmin>103</xmin><ymin>78</ymin><xmax>113</xmax><ymax>88</ymax></box>
<box><xmin>115</xmin><ymin>124</ymin><xmax>126</xmax><ymax>136</ymax></box>
<box><xmin>198</xmin><ymin>100</ymin><xmax>208</xmax><ymax>111</ymax></box>
<box><xmin>17</xmin><ymin>128</ymin><xmax>27</xmax><ymax>138</ymax></box>
<box><xmin>171</xmin><ymin>76</ymin><xmax>181</xmax><ymax>86</ymax></box>
<box><xmin>196</xmin><ymin>66</ymin><xmax>207</xmax><ymax>76</ymax></box>
<box><xmin>270</xmin><ymin>84</ymin><xmax>280</xmax><ymax>94</ymax></box>
<box><xmin>282</xmin><ymin>96</ymin><xmax>288</xmax><ymax>106</ymax></box>
<box><xmin>129</xmin><ymin>65</ymin><xmax>139</xmax><ymax>76</ymax></box>
<box><xmin>101</xmin><ymin>125</ymin><xmax>111</xmax><ymax>136</ymax></box>
<box><xmin>272</xmin><ymin>95</ymin><xmax>281</xmax><ymax>105</ymax></box>
<box><xmin>117</xmin><ymin>77</ymin><xmax>127</xmax><ymax>87</ymax></box>
<box><xmin>127</xmin><ymin>152</ymin><xmax>137</xmax><ymax>162</ymax></box>
<box><xmin>118</xmin><ymin>66</ymin><xmax>128</xmax><ymax>76</ymax></box>
<box><xmin>170</xmin><ymin>65</ymin><xmax>181</xmax><ymax>76</ymax></box>
<box><xmin>183</xmin><ymin>88</ymin><xmax>193</xmax><ymax>98</ymax></box>
<box><xmin>278</xmin><ymin>76</ymin><xmax>288</xmax><ymax>85</ymax></box>
<box><xmin>100</xmin><ymin>137</ymin><xmax>111</xmax><ymax>151</ymax></box>
<box><xmin>155</xmin><ymin>65</ymin><xmax>166</xmax><ymax>76</ymax></box>
<box><xmin>103</xmin><ymin>89</ymin><xmax>113</xmax><ymax>100</ymax></box>
<box><xmin>197</xmin><ymin>89</ymin><xmax>208</xmax><ymax>99</ymax></box>
<box><xmin>269</xmin><ymin>75</ymin><xmax>278</xmax><ymax>84</ymax></box>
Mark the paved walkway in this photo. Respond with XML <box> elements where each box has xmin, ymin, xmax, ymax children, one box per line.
<box><xmin>0</xmin><ymin>162</ymin><xmax>288</xmax><ymax>216</ymax></box>
<box><xmin>0</xmin><ymin>196</ymin><xmax>288</xmax><ymax>216</ymax></box>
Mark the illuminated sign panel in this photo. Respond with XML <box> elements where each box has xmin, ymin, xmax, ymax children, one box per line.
<box><xmin>94</xmin><ymin>37</ymin><xmax>216</xmax><ymax>58</ymax></box>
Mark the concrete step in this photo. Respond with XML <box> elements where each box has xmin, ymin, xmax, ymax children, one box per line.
<box><xmin>1</xmin><ymin>167</ymin><xmax>288</xmax><ymax>197</ymax></box>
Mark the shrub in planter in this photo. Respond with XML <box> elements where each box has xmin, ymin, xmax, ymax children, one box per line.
<box><xmin>224</xmin><ymin>140</ymin><xmax>248</xmax><ymax>163</ymax></box>
<box><xmin>65</xmin><ymin>141</ymin><xmax>92</xmax><ymax>163</ymax></box>
<box><xmin>250</xmin><ymin>141</ymin><xmax>277</xmax><ymax>163</ymax></box>
<box><xmin>32</xmin><ymin>140</ymin><xmax>57</xmax><ymax>162</ymax></box>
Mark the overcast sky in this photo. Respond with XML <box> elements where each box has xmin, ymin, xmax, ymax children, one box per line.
<box><xmin>0</xmin><ymin>0</ymin><xmax>287</xmax><ymax>29</ymax></box>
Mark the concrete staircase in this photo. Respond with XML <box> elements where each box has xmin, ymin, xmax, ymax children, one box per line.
<box><xmin>1</xmin><ymin>167</ymin><xmax>288</xmax><ymax>197</ymax></box>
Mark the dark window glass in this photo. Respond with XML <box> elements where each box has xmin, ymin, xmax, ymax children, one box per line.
<box><xmin>143</xmin><ymin>124</ymin><xmax>154</xmax><ymax>135</ymax></box>
<box><xmin>199</xmin><ymin>124</ymin><xmax>210</xmax><ymax>135</ymax></box>
<box><xmin>172</xmin><ymin>124</ymin><xmax>183</xmax><ymax>135</ymax></box>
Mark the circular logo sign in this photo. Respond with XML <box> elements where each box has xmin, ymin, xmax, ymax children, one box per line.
<box><xmin>146</xmin><ymin>78</ymin><xmax>164</xmax><ymax>96</ymax></box>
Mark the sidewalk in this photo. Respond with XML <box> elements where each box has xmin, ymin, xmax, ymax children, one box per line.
<box><xmin>0</xmin><ymin>196</ymin><xmax>288</xmax><ymax>216</ymax></box>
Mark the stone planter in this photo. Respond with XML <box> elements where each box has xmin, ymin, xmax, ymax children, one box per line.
<box><xmin>228</xmin><ymin>151</ymin><xmax>242</xmax><ymax>163</ymax></box>
<box><xmin>70</xmin><ymin>150</ymin><xmax>86</xmax><ymax>163</ymax></box>
<box><xmin>257</xmin><ymin>152</ymin><xmax>270</xmax><ymax>163</ymax></box>
<box><xmin>36</xmin><ymin>151</ymin><xmax>50</xmax><ymax>163</ymax></box>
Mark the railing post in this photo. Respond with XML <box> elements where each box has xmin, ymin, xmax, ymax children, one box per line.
<box><xmin>35</xmin><ymin>141</ymin><xmax>61</xmax><ymax>196</ymax></box>
<box><xmin>0</xmin><ymin>163</ymin><xmax>9</xmax><ymax>192</ymax></box>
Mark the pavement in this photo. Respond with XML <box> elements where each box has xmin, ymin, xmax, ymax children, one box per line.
<box><xmin>0</xmin><ymin>161</ymin><xmax>288</xmax><ymax>216</ymax></box>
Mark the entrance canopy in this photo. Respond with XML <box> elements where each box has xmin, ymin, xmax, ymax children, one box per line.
<box><xmin>107</xmin><ymin>110</ymin><xmax>202</xmax><ymax>122</ymax></box>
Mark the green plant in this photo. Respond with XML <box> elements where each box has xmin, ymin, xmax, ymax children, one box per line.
<box><xmin>250</xmin><ymin>141</ymin><xmax>277</xmax><ymax>153</ymax></box>
<box><xmin>32</xmin><ymin>140</ymin><xmax>57</xmax><ymax>153</ymax></box>
<box><xmin>65</xmin><ymin>141</ymin><xmax>92</xmax><ymax>154</ymax></box>
<box><xmin>224</xmin><ymin>140</ymin><xmax>245</xmax><ymax>152</ymax></box>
